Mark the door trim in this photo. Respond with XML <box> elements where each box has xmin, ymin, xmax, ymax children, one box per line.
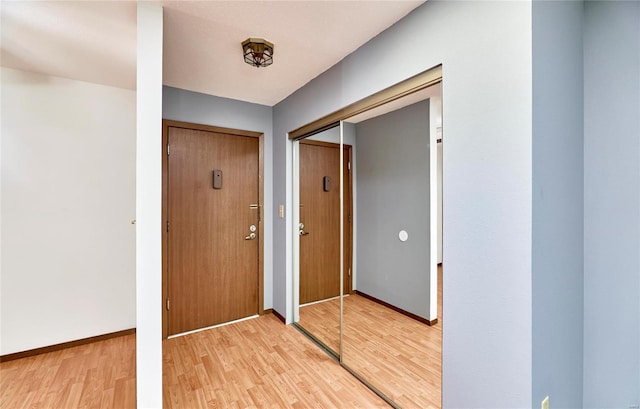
<box><xmin>161</xmin><ymin>119</ymin><xmax>265</xmax><ymax>339</ymax></box>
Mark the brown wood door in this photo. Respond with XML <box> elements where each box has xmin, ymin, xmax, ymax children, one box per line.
<box><xmin>167</xmin><ymin>126</ymin><xmax>259</xmax><ymax>335</ymax></box>
<box><xmin>299</xmin><ymin>141</ymin><xmax>352</xmax><ymax>304</ymax></box>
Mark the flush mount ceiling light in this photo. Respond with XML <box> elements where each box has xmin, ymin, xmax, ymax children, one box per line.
<box><xmin>241</xmin><ymin>38</ymin><xmax>274</xmax><ymax>68</ymax></box>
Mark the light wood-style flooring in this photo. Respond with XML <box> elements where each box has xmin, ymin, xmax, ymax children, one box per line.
<box><xmin>298</xmin><ymin>266</ymin><xmax>443</xmax><ymax>408</ymax></box>
<box><xmin>1</xmin><ymin>266</ymin><xmax>441</xmax><ymax>408</ymax></box>
<box><xmin>1</xmin><ymin>316</ymin><xmax>388</xmax><ymax>409</ymax></box>
<box><xmin>163</xmin><ymin>313</ymin><xmax>387</xmax><ymax>408</ymax></box>
<box><xmin>0</xmin><ymin>334</ymin><xmax>136</xmax><ymax>409</ymax></box>
<box><xmin>298</xmin><ymin>298</ymin><xmax>341</xmax><ymax>354</ymax></box>
<box><xmin>342</xmin><ymin>294</ymin><xmax>441</xmax><ymax>408</ymax></box>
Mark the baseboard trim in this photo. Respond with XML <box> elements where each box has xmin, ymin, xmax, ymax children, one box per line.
<box><xmin>0</xmin><ymin>328</ymin><xmax>136</xmax><ymax>363</ymax></box>
<box><xmin>271</xmin><ymin>309</ymin><xmax>286</xmax><ymax>324</ymax></box>
<box><xmin>262</xmin><ymin>308</ymin><xmax>273</xmax><ymax>315</ymax></box>
<box><xmin>354</xmin><ymin>291</ymin><xmax>437</xmax><ymax>326</ymax></box>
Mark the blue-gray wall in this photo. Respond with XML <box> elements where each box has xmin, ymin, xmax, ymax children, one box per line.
<box><xmin>273</xmin><ymin>2</ymin><xmax>533</xmax><ymax>406</ymax></box>
<box><xmin>162</xmin><ymin>86</ymin><xmax>275</xmax><ymax>310</ymax></box>
<box><xmin>532</xmin><ymin>1</ymin><xmax>584</xmax><ymax>407</ymax></box>
<box><xmin>583</xmin><ymin>2</ymin><xmax>640</xmax><ymax>407</ymax></box>
<box><xmin>355</xmin><ymin>101</ymin><xmax>431</xmax><ymax>319</ymax></box>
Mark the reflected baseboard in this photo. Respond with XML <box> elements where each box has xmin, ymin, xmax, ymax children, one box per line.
<box><xmin>354</xmin><ymin>290</ymin><xmax>438</xmax><ymax>326</ymax></box>
<box><xmin>299</xmin><ymin>294</ymin><xmax>344</xmax><ymax>308</ymax></box>
<box><xmin>271</xmin><ymin>309</ymin><xmax>286</xmax><ymax>324</ymax></box>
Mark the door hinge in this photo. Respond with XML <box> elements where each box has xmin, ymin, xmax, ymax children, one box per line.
<box><xmin>166</xmin><ymin>220</ymin><xmax>170</xmax><ymax>232</ymax></box>
<box><xmin>166</xmin><ymin>298</ymin><xmax>170</xmax><ymax>311</ymax></box>
<box><xmin>167</xmin><ymin>144</ymin><xmax>170</xmax><ymax>155</ymax></box>
<box><xmin>348</xmin><ymin>268</ymin><xmax>351</xmax><ymax>277</ymax></box>
<box><xmin>348</xmin><ymin>161</ymin><xmax>351</xmax><ymax>170</ymax></box>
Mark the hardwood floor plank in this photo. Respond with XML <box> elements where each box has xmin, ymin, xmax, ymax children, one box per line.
<box><xmin>163</xmin><ymin>313</ymin><xmax>388</xmax><ymax>408</ymax></box>
<box><xmin>0</xmin><ymin>335</ymin><xmax>136</xmax><ymax>409</ymax></box>
<box><xmin>299</xmin><ymin>266</ymin><xmax>444</xmax><ymax>408</ymax></box>
<box><xmin>3</xmin><ymin>281</ymin><xmax>442</xmax><ymax>409</ymax></box>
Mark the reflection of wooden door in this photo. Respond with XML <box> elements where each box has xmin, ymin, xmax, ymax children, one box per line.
<box><xmin>167</xmin><ymin>126</ymin><xmax>259</xmax><ymax>336</ymax></box>
<box><xmin>299</xmin><ymin>141</ymin><xmax>352</xmax><ymax>304</ymax></box>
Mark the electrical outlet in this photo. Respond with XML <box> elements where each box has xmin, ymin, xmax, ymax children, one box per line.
<box><xmin>541</xmin><ymin>396</ymin><xmax>549</xmax><ymax>409</ymax></box>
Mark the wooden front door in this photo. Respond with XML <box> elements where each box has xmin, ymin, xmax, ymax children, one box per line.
<box><xmin>299</xmin><ymin>141</ymin><xmax>352</xmax><ymax>304</ymax></box>
<box><xmin>166</xmin><ymin>125</ymin><xmax>259</xmax><ymax>336</ymax></box>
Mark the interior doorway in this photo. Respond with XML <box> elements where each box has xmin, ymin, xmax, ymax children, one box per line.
<box><xmin>161</xmin><ymin>120</ymin><xmax>264</xmax><ymax>338</ymax></box>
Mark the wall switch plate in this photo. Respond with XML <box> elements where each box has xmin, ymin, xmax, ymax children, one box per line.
<box><xmin>278</xmin><ymin>204</ymin><xmax>284</xmax><ymax>218</ymax></box>
<box><xmin>542</xmin><ymin>396</ymin><xmax>549</xmax><ymax>409</ymax></box>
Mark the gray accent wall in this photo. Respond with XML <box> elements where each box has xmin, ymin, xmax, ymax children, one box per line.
<box><xmin>273</xmin><ymin>1</ymin><xmax>533</xmax><ymax>406</ymax></box>
<box><xmin>354</xmin><ymin>101</ymin><xmax>431</xmax><ymax>319</ymax></box>
<box><xmin>583</xmin><ymin>2</ymin><xmax>640</xmax><ymax>407</ymax></box>
<box><xmin>162</xmin><ymin>86</ymin><xmax>275</xmax><ymax>310</ymax></box>
<box><xmin>532</xmin><ymin>1</ymin><xmax>584</xmax><ymax>407</ymax></box>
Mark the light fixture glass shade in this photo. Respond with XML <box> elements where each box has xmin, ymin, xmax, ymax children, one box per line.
<box><xmin>242</xmin><ymin>38</ymin><xmax>274</xmax><ymax>68</ymax></box>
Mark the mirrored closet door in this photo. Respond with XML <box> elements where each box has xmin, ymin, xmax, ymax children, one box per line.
<box><xmin>339</xmin><ymin>85</ymin><xmax>442</xmax><ymax>408</ymax></box>
<box><xmin>292</xmin><ymin>66</ymin><xmax>443</xmax><ymax>408</ymax></box>
<box><xmin>293</xmin><ymin>125</ymin><xmax>350</xmax><ymax>356</ymax></box>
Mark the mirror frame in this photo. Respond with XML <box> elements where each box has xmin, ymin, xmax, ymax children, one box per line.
<box><xmin>289</xmin><ymin>65</ymin><xmax>442</xmax><ymax>140</ymax></box>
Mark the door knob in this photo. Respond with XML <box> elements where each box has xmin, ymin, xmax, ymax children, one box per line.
<box><xmin>299</xmin><ymin>230</ymin><xmax>309</xmax><ymax>236</ymax></box>
<box><xmin>245</xmin><ymin>232</ymin><xmax>257</xmax><ymax>240</ymax></box>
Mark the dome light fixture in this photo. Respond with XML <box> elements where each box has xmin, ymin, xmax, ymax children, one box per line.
<box><xmin>241</xmin><ymin>38</ymin><xmax>274</xmax><ymax>68</ymax></box>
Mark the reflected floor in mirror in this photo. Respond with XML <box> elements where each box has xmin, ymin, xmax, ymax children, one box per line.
<box><xmin>342</xmin><ymin>293</ymin><xmax>441</xmax><ymax>408</ymax></box>
<box><xmin>301</xmin><ymin>266</ymin><xmax>443</xmax><ymax>408</ymax></box>
<box><xmin>298</xmin><ymin>297</ymin><xmax>341</xmax><ymax>354</ymax></box>
<box><xmin>163</xmin><ymin>314</ymin><xmax>388</xmax><ymax>408</ymax></box>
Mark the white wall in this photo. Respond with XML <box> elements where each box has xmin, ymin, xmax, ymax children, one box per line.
<box><xmin>273</xmin><ymin>1</ymin><xmax>532</xmax><ymax>406</ymax></box>
<box><xmin>433</xmin><ymin>96</ymin><xmax>443</xmax><ymax>265</ymax></box>
<box><xmin>136</xmin><ymin>3</ymin><xmax>164</xmax><ymax>408</ymax></box>
<box><xmin>0</xmin><ymin>67</ymin><xmax>136</xmax><ymax>355</ymax></box>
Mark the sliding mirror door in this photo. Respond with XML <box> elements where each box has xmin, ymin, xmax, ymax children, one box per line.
<box><xmin>290</xmin><ymin>66</ymin><xmax>443</xmax><ymax>408</ymax></box>
<box><xmin>340</xmin><ymin>84</ymin><xmax>442</xmax><ymax>408</ymax></box>
<box><xmin>293</xmin><ymin>125</ymin><xmax>349</xmax><ymax>356</ymax></box>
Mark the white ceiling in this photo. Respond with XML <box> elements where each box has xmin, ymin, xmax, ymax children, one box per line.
<box><xmin>161</xmin><ymin>1</ymin><xmax>426</xmax><ymax>106</ymax></box>
<box><xmin>0</xmin><ymin>0</ymin><xmax>425</xmax><ymax>106</ymax></box>
<box><xmin>1</xmin><ymin>1</ymin><xmax>137</xmax><ymax>90</ymax></box>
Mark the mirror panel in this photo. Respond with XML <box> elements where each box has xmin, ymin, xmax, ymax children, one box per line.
<box><xmin>293</xmin><ymin>125</ymin><xmax>345</xmax><ymax>355</ymax></box>
<box><xmin>340</xmin><ymin>86</ymin><xmax>442</xmax><ymax>408</ymax></box>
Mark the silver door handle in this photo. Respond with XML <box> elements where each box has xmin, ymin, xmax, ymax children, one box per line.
<box><xmin>299</xmin><ymin>230</ymin><xmax>309</xmax><ymax>236</ymax></box>
<box><xmin>245</xmin><ymin>232</ymin><xmax>257</xmax><ymax>240</ymax></box>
